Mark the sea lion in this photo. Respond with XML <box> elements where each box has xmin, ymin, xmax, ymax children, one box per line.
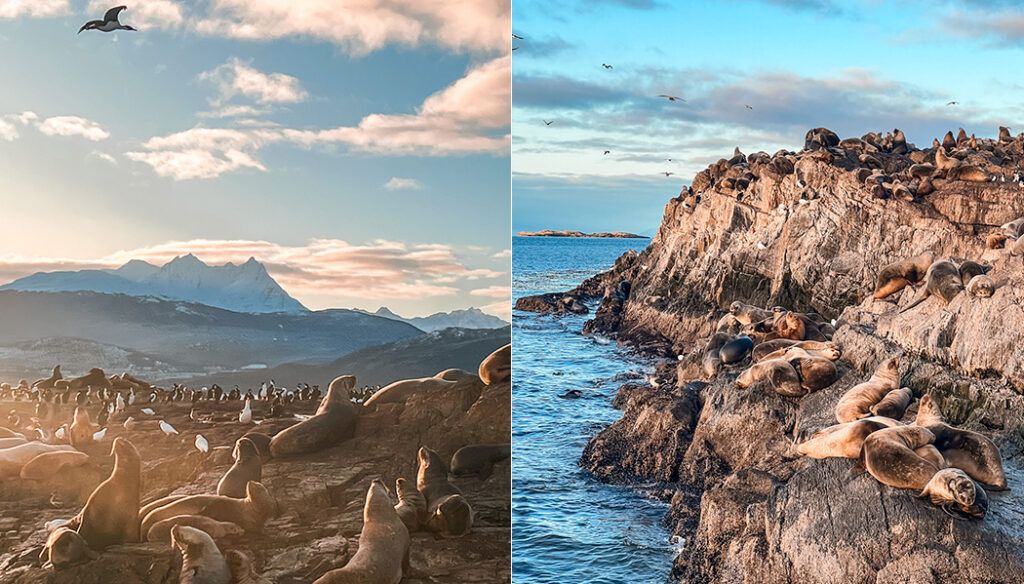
<box><xmin>958</xmin><ymin>260</ymin><xmax>988</xmax><ymax>285</ymax></box>
<box><xmin>148</xmin><ymin>515</ymin><xmax>244</xmax><ymax>543</ymax></box>
<box><xmin>434</xmin><ymin>368</ymin><xmax>478</xmax><ymax>382</ymax></box>
<box><xmin>1002</xmin><ymin>216</ymin><xmax>1024</xmax><ymax>239</ymax></box>
<box><xmin>32</xmin><ymin>365</ymin><xmax>62</xmax><ymax>389</ymax></box>
<box><xmin>217</xmin><ymin>438</ymin><xmax>262</xmax><ymax>499</ymax></box>
<box><xmin>0</xmin><ymin>436</ymin><xmax>27</xmax><ymax>449</ymax></box>
<box><xmin>835</xmin><ymin>357</ymin><xmax>900</xmax><ymax>423</ymax></box>
<box><xmin>729</xmin><ymin>301</ymin><xmax>772</xmax><ymax>325</ymax></box>
<box><xmin>987</xmin><ymin>233</ymin><xmax>1008</xmax><ymax>250</ymax></box>
<box><xmin>363</xmin><ymin>377</ymin><xmax>458</xmax><ymax>407</ymax></box>
<box><xmin>39</xmin><ymin>526</ymin><xmax>97</xmax><ymax>570</ymax></box>
<box><xmin>226</xmin><ymin>550</ymin><xmax>273</xmax><ymax>584</ymax></box>
<box><xmin>915</xmin><ymin>395</ymin><xmax>1007</xmax><ymax>490</ymax></box>
<box><xmin>757</xmin><ymin>343</ymin><xmax>840</xmax><ymax>363</ymax></box>
<box><xmin>141</xmin><ymin>481</ymin><xmax>276</xmax><ymax>535</ymax></box>
<box><xmin>171</xmin><ymin>524</ymin><xmax>231</xmax><ymax>584</ymax></box>
<box><xmin>797</xmin><ymin>417</ymin><xmax>899</xmax><ymax>459</ymax></box>
<box><xmin>716</xmin><ymin>313</ymin><xmax>740</xmax><ymax>334</ymax></box>
<box><xmin>450</xmin><ymin>443</ymin><xmax>511</xmax><ymax>480</ymax></box>
<box><xmin>861</xmin><ymin>425</ymin><xmax>939</xmax><ymax>490</ymax></box>
<box><xmin>479</xmin><ymin>343</ymin><xmax>511</xmax><ymax>385</ymax></box>
<box><xmin>312</xmin><ymin>479</ymin><xmax>410</xmax><ymax>584</ymax></box>
<box><xmin>74</xmin><ymin>437</ymin><xmax>140</xmax><ymax>550</ymax></box>
<box><xmin>935</xmin><ymin>145</ymin><xmax>957</xmax><ymax>171</ymax></box>
<box><xmin>20</xmin><ymin>450</ymin><xmax>91</xmax><ymax>481</ymax></box>
<box><xmin>269</xmin><ymin>376</ymin><xmax>358</xmax><ymax>458</ymax></box>
<box><xmin>966</xmin><ymin>275</ymin><xmax>995</xmax><ymax>297</ymax></box>
<box><xmin>900</xmin><ymin>260</ymin><xmax>963</xmax><ymax>312</ymax></box>
<box><xmin>764</xmin><ymin>312</ymin><xmax>805</xmax><ymax>341</ymax></box>
<box><xmin>869</xmin><ymin>387</ymin><xmax>914</xmax><ymax>420</ymax></box>
<box><xmin>752</xmin><ymin>340</ymin><xmax>839</xmax><ymax>362</ymax></box>
<box><xmin>394</xmin><ymin>477</ymin><xmax>425</xmax><ymax>532</ymax></box>
<box><xmin>0</xmin><ymin>442</ymin><xmax>76</xmax><ymax>478</ymax></box>
<box><xmin>719</xmin><ymin>335</ymin><xmax>754</xmax><ymax>364</ymax></box>
<box><xmin>1011</xmin><ymin>235</ymin><xmax>1024</xmax><ymax>257</ymax></box>
<box><xmin>417</xmin><ymin>447</ymin><xmax>473</xmax><ymax>537</ymax></box>
<box><xmin>67</xmin><ymin>368</ymin><xmax>111</xmax><ymax>390</ymax></box>
<box><xmin>0</xmin><ymin>427</ymin><xmax>23</xmax><ymax>439</ymax></box>
<box><xmin>735</xmin><ymin>359</ymin><xmax>803</xmax><ymax>397</ymax></box>
<box><xmin>240</xmin><ymin>432</ymin><xmax>272</xmax><ymax>462</ymax></box>
<box><xmin>701</xmin><ymin>332</ymin><xmax>731</xmax><ymax>377</ymax></box>
<box><xmin>873</xmin><ymin>251</ymin><xmax>935</xmax><ymax>299</ymax></box>
<box><xmin>919</xmin><ymin>467</ymin><xmax>988</xmax><ymax>519</ymax></box>
<box><xmin>783</xmin><ymin>348</ymin><xmax>840</xmax><ymax>392</ymax></box>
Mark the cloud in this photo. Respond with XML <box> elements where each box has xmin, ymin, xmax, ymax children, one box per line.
<box><xmin>200</xmin><ymin>58</ymin><xmax>308</xmax><ymax>105</ymax></box>
<box><xmin>36</xmin><ymin>116</ymin><xmax>110</xmax><ymax>141</ymax></box>
<box><xmin>0</xmin><ymin>238</ymin><xmax>504</xmax><ymax>301</ymax></box>
<box><xmin>492</xmin><ymin>249</ymin><xmax>511</xmax><ymax>259</ymax></box>
<box><xmin>90</xmin><ymin>151</ymin><xmax>118</xmax><ymax>164</ymax></box>
<box><xmin>0</xmin><ymin>119</ymin><xmax>18</xmax><ymax>141</ymax></box>
<box><xmin>87</xmin><ymin>0</ymin><xmax>184</xmax><ymax>29</ymax></box>
<box><xmin>470</xmin><ymin>285</ymin><xmax>509</xmax><ymax>298</ymax></box>
<box><xmin>0</xmin><ymin>0</ymin><xmax>68</xmax><ymax>18</ymax></box>
<box><xmin>192</xmin><ymin>0</ymin><xmax>509</xmax><ymax>55</ymax></box>
<box><xmin>480</xmin><ymin>299</ymin><xmax>511</xmax><ymax>320</ymax></box>
<box><xmin>129</xmin><ymin>55</ymin><xmax>510</xmax><ymax>179</ymax></box>
<box><xmin>384</xmin><ymin>177</ymin><xmax>423</xmax><ymax>190</ymax></box>
<box><xmin>197</xmin><ymin>105</ymin><xmax>272</xmax><ymax>119</ymax></box>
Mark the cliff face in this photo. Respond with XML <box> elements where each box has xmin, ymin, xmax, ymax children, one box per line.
<box><xmin>549</xmin><ymin>127</ymin><xmax>1024</xmax><ymax>582</ymax></box>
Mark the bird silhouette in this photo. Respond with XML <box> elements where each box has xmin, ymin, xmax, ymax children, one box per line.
<box><xmin>745</xmin><ymin>105</ymin><xmax>753</xmax><ymax>110</ymax></box>
<box><xmin>513</xmin><ymin>34</ymin><xmax>524</xmax><ymax>39</ymax></box>
<box><xmin>79</xmin><ymin>6</ymin><xmax>136</xmax><ymax>34</ymax></box>
<box><xmin>946</xmin><ymin>101</ymin><xmax>958</xmax><ymax>106</ymax></box>
<box><xmin>543</xmin><ymin>120</ymin><xmax>554</xmax><ymax>126</ymax></box>
<box><xmin>663</xmin><ymin>171</ymin><xmax>674</xmax><ymax>177</ymax></box>
<box><xmin>602</xmin><ymin>64</ymin><xmax>613</xmax><ymax>69</ymax></box>
<box><xmin>603</xmin><ymin>150</ymin><xmax>611</xmax><ymax>155</ymax></box>
<box><xmin>658</xmin><ymin>94</ymin><xmax>685</xmax><ymax>102</ymax></box>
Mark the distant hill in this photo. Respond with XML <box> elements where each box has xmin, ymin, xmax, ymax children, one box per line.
<box><xmin>0</xmin><ymin>337</ymin><xmax>195</xmax><ymax>384</ymax></box>
<box><xmin>1</xmin><ymin>254</ymin><xmax>306</xmax><ymax>314</ymax></box>
<box><xmin>178</xmin><ymin>326</ymin><xmax>511</xmax><ymax>389</ymax></box>
<box><xmin>358</xmin><ymin>307</ymin><xmax>509</xmax><ymax>332</ymax></box>
<box><xmin>0</xmin><ymin>291</ymin><xmax>422</xmax><ymax>379</ymax></box>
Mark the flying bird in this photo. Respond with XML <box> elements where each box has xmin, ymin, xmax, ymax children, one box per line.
<box><xmin>658</xmin><ymin>94</ymin><xmax>685</xmax><ymax>102</ymax></box>
<box><xmin>602</xmin><ymin>64</ymin><xmax>613</xmax><ymax>69</ymax></box>
<box><xmin>78</xmin><ymin>6</ymin><xmax>136</xmax><ymax>34</ymax></box>
<box><xmin>603</xmin><ymin>150</ymin><xmax>611</xmax><ymax>155</ymax></box>
<box><xmin>239</xmin><ymin>398</ymin><xmax>253</xmax><ymax>424</ymax></box>
<box><xmin>512</xmin><ymin>47</ymin><xmax>519</xmax><ymax>51</ymax></box>
<box><xmin>946</xmin><ymin>101</ymin><xmax>958</xmax><ymax>106</ymax></box>
<box><xmin>543</xmin><ymin>120</ymin><xmax>554</xmax><ymax>126</ymax></box>
<box><xmin>662</xmin><ymin>171</ymin><xmax>674</xmax><ymax>177</ymax></box>
<box><xmin>195</xmin><ymin>434</ymin><xmax>209</xmax><ymax>453</ymax></box>
<box><xmin>159</xmin><ymin>420</ymin><xmax>178</xmax><ymax>436</ymax></box>
<box><xmin>512</xmin><ymin>34</ymin><xmax>524</xmax><ymax>39</ymax></box>
<box><xmin>745</xmin><ymin>105</ymin><xmax>753</xmax><ymax>110</ymax></box>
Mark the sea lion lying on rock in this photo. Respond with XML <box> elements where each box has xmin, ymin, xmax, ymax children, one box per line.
<box><xmin>141</xmin><ymin>481</ymin><xmax>276</xmax><ymax>535</ymax></box>
<box><xmin>860</xmin><ymin>425</ymin><xmax>940</xmax><ymax>490</ymax></box>
<box><xmin>719</xmin><ymin>335</ymin><xmax>753</xmax><ymax>364</ymax></box>
<box><xmin>752</xmin><ymin>339</ymin><xmax>839</xmax><ymax>362</ymax></box>
<box><xmin>39</xmin><ymin>526</ymin><xmax>97</xmax><ymax>570</ymax></box>
<box><xmin>394</xmin><ymin>477</ymin><xmax>426</xmax><ymax>531</ymax></box>
<box><xmin>869</xmin><ymin>387</ymin><xmax>914</xmax><ymax>420</ymax></box>
<box><xmin>0</xmin><ymin>442</ymin><xmax>76</xmax><ymax>478</ymax></box>
<box><xmin>147</xmin><ymin>515</ymin><xmax>245</xmax><ymax>543</ymax></box>
<box><xmin>967</xmin><ymin>275</ymin><xmax>995</xmax><ymax>297</ymax></box>
<box><xmin>269</xmin><ymin>375</ymin><xmax>358</xmax><ymax>458</ymax></box>
<box><xmin>171</xmin><ymin>524</ymin><xmax>231</xmax><ymax>584</ymax></box>
<box><xmin>363</xmin><ymin>377</ymin><xmax>459</xmax><ymax>407</ymax></box>
<box><xmin>873</xmin><ymin>251</ymin><xmax>934</xmax><ymax>299</ymax></box>
<box><xmin>735</xmin><ymin>359</ymin><xmax>803</xmax><ymax>397</ymax></box>
<box><xmin>479</xmin><ymin>344</ymin><xmax>511</xmax><ymax>385</ymax></box>
<box><xmin>450</xmin><ymin>443</ymin><xmax>511</xmax><ymax>480</ymax></box>
<box><xmin>701</xmin><ymin>332</ymin><xmax>731</xmax><ymax>377</ymax></box>
<box><xmin>919</xmin><ymin>467</ymin><xmax>989</xmax><ymax>519</ymax></box>
<box><xmin>729</xmin><ymin>301</ymin><xmax>772</xmax><ymax>325</ymax></box>
<box><xmin>915</xmin><ymin>395</ymin><xmax>1007</xmax><ymax>490</ymax></box>
<box><xmin>67</xmin><ymin>368</ymin><xmax>111</xmax><ymax>390</ymax></box>
<box><xmin>900</xmin><ymin>260</ymin><xmax>963</xmax><ymax>312</ymax></box>
<box><xmin>417</xmin><ymin>447</ymin><xmax>473</xmax><ymax>537</ymax></box>
<box><xmin>797</xmin><ymin>417</ymin><xmax>900</xmax><ymax>459</ymax></box>
<box><xmin>835</xmin><ymin>357</ymin><xmax>900</xmax><ymax>423</ymax></box>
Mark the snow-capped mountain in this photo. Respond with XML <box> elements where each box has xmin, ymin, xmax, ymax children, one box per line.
<box><xmin>361</xmin><ymin>307</ymin><xmax>509</xmax><ymax>332</ymax></box>
<box><xmin>0</xmin><ymin>254</ymin><xmax>307</xmax><ymax>314</ymax></box>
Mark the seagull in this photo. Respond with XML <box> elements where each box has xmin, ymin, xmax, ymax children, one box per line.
<box><xmin>140</xmin><ymin>407</ymin><xmax>154</xmax><ymax>416</ymax></box>
<box><xmin>602</xmin><ymin>63</ymin><xmax>613</xmax><ymax>69</ymax></box>
<box><xmin>159</xmin><ymin>420</ymin><xmax>178</xmax><ymax>436</ymax></box>
<box><xmin>662</xmin><ymin>171</ymin><xmax>674</xmax><ymax>177</ymax></box>
<box><xmin>512</xmin><ymin>47</ymin><xmax>519</xmax><ymax>51</ymax></box>
<box><xmin>115</xmin><ymin>393</ymin><xmax>125</xmax><ymax>413</ymax></box>
<box><xmin>512</xmin><ymin>34</ymin><xmax>524</xmax><ymax>39</ymax></box>
<box><xmin>745</xmin><ymin>105</ymin><xmax>753</xmax><ymax>110</ymax></box>
<box><xmin>127</xmin><ymin>389</ymin><xmax>135</xmax><ymax>405</ymax></box>
<box><xmin>543</xmin><ymin>120</ymin><xmax>554</xmax><ymax>126</ymax></box>
<box><xmin>44</xmin><ymin>519</ymin><xmax>69</xmax><ymax>532</ymax></box>
<box><xmin>239</xmin><ymin>398</ymin><xmax>253</xmax><ymax>424</ymax></box>
<box><xmin>658</xmin><ymin>94</ymin><xmax>685</xmax><ymax>102</ymax></box>
<box><xmin>603</xmin><ymin>150</ymin><xmax>611</xmax><ymax>155</ymax></box>
<box><xmin>946</xmin><ymin>101</ymin><xmax>958</xmax><ymax>106</ymax></box>
<box><xmin>78</xmin><ymin>6</ymin><xmax>136</xmax><ymax>34</ymax></box>
<box><xmin>92</xmin><ymin>428</ymin><xmax>107</xmax><ymax>441</ymax></box>
<box><xmin>123</xmin><ymin>416</ymin><xmax>135</xmax><ymax>430</ymax></box>
<box><xmin>55</xmin><ymin>426</ymin><xmax>67</xmax><ymax>441</ymax></box>
<box><xmin>195</xmin><ymin>434</ymin><xmax>209</xmax><ymax>453</ymax></box>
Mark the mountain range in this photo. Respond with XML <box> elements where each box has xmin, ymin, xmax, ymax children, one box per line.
<box><xmin>361</xmin><ymin>307</ymin><xmax>508</xmax><ymax>332</ymax></box>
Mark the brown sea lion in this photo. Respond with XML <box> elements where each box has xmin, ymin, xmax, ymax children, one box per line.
<box><xmin>147</xmin><ymin>515</ymin><xmax>244</xmax><ymax>543</ymax></box>
<box><xmin>752</xmin><ymin>339</ymin><xmax>838</xmax><ymax>362</ymax></box>
<box><xmin>735</xmin><ymin>359</ymin><xmax>803</xmax><ymax>397</ymax></box>
<box><xmin>0</xmin><ymin>442</ymin><xmax>76</xmax><ymax>479</ymax></box>
<box><xmin>1011</xmin><ymin>235</ymin><xmax>1024</xmax><ymax>257</ymax></box>
<box><xmin>434</xmin><ymin>368</ymin><xmax>478</xmax><ymax>382</ymax></box>
<box><xmin>269</xmin><ymin>376</ymin><xmax>358</xmax><ymax>458</ymax></box>
<box><xmin>987</xmin><ymin>233</ymin><xmax>1007</xmax><ymax>250</ymax></box>
<box><xmin>835</xmin><ymin>357</ymin><xmax>900</xmax><ymax>423</ymax></box>
<box><xmin>32</xmin><ymin>365</ymin><xmax>62</xmax><ymax>390</ymax></box>
<box><xmin>67</xmin><ymin>368</ymin><xmax>111</xmax><ymax>390</ymax></box>
<box><xmin>141</xmin><ymin>481</ymin><xmax>276</xmax><ymax>535</ymax></box>
<box><xmin>171</xmin><ymin>524</ymin><xmax>231</xmax><ymax>584</ymax></box>
<box><xmin>958</xmin><ymin>260</ymin><xmax>988</xmax><ymax>285</ymax></box>
<box><xmin>757</xmin><ymin>343</ymin><xmax>840</xmax><ymax>363</ymax></box>
<box><xmin>394</xmin><ymin>477</ymin><xmax>425</xmax><ymax>532</ymax></box>
<box><xmin>765</xmin><ymin>312</ymin><xmax>806</xmax><ymax>341</ymax></box>
<box><xmin>873</xmin><ymin>251</ymin><xmax>935</xmax><ymax>299</ymax></box>
<box><xmin>39</xmin><ymin>526</ymin><xmax>97</xmax><ymax>570</ymax></box>
<box><xmin>701</xmin><ymin>332</ymin><xmax>731</xmax><ymax>377</ymax></box>
<box><xmin>363</xmin><ymin>377</ymin><xmax>458</xmax><ymax>407</ymax></box>
<box><xmin>915</xmin><ymin>395</ymin><xmax>1007</xmax><ymax>490</ymax></box>
<box><xmin>797</xmin><ymin>417</ymin><xmax>899</xmax><ymax>459</ymax></box>
<box><xmin>719</xmin><ymin>335</ymin><xmax>754</xmax><ymax>364</ymax></box>
<box><xmin>966</xmin><ymin>275</ymin><xmax>995</xmax><ymax>297</ymax></box>
<box><xmin>783</xmin><ymin>347</ymin><xmax>840</xmax><ymax>392</ymax></box>
<box><xmin>313</xmin><ymin>479</ymin><xmax>410</xmax><ymax>584</ymax></box>
<box><xmin>479</xmin><ymin>343</ymin><xmax>511</xmax><ymax>385</ymax></box>
<box><xmin>900</xmin><ymin>260</ymin><xmax>963</xmax><ymax>312</ymax></box>
<box><xmin>217</xmin><ymin>438</ymin><xmax>262</xmax><ymax>499</ymax></box>
<box><xmin>861</xmin><ymin>425</ymin><xmax>939</xmax><ymax>490</ymax></box>
<box><xmin>20</xmin><ymin>450</ymin><xmax>91</xmax><ymax>481</ymax></box>
<box><xmin>417</xmin><ymin>447</ymin><xmax>473</xmax><ymax>537</ymax></box>
<box><xmin>869</xmin><ymin>387</ymin><xmax>914</xmax><ymax>420</ymax></box>
<box><xmin>919</xmin><ymin>467</ymin><xmax>988</xmax><ymax>519</ymax></box>
<box><xmin>240</xmin><ymin>432</ymin><xmax>272</xmax><ymax>462</ymax></box>
<box><xmin>69</xmin><ymin>407</ymin><xmax>97</xmax><ymax>447</ymax></box>
<box><xmin>73</xmin><ymin>437</ymin><xmax>140</xmax><ymax>550</ymax></box>
<box><xmin>450</xmin><ymin>443</ymin><xmax>511</xmax><ymax>480</ymax></box>
<box><xmin>1002</xmin><ymin>216</ymin><xmax>1024</xmax><ymax>239</ymax></box>
<box><xmin>729</xmin><ymin>301</ymin><xmax>772</xmax><ymax>325</ymax></box>
<box><xmin>226</xmin><ymin>550</ymin><xmax>273</xmax><ymax>584</ymax></box>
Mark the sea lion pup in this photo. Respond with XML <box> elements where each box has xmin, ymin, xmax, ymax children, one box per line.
<box><xmin>873</xmin><ymin>251</ymin><xmax>935</xmax><ymax>299</ymax></box>
<box><xmin>217</xmin><ymin>438</ymin><xmax>262</xmax><ymax>499</ymax></box>
<box><xmin>719</xmin><ymin>334</ymin><xmax>754</xmax><ymax>364</ymax></box>
<box><xmin>752</xmin><ymin>339</ymin><xmax>838</xmax><ymax>362</ymax></box>
<box><xmin>450</xmin><ymin>443</ymin><xmax>511</xmax><ymax>480</ymax></box>
<box><xmin>227</xmin><ymin>550</ymin><xmax>273</xmax><ymax>584</ymax></box>
<box><xmin>69</xmin><ymin>407</ymin><xmax>97</xmax><ymax>447</ymax></box>
<box><xmin>701</xmin><ymin>332</ymin><xmax>731</xmax><ymax>377</ymax></box>
<box><xmin>987</xmin><ymin>233</ymin><xmax>1008</xmax><ymax>249</ymax></box>
<box><xmin>835</xmin><ymin>357</ymin><xmax>900</xmax><ymax>423</ymax></box>
<box><xmin>141</xmin><ymin>481</ymin><xmax>276</xmax><ymax>535</ymax></box>
<box><xmin>966</xmin><ymin>275</ymin><xmax>995</xmax><ymax>297</ymax></box>
<box><xmin>900</xmin><ymin>260</ymin><xmax>964</xmax><ymax>312</ymax></box>
<box><xmin>735</xmin><ymin>359</ymin><xmax>803</xmax><ymax>397</ymax></box>
<box><xmin>363</xmin><ymin>377</ymin><xmax>457</xmax><ymax>407</ymax></box>
<box><xmin>919</xmin><ymin>467</ymin><xmax>988</xmax><ymax>519</ymax></box>
<box><xmin>0</xmin><ymin>442</ymin><xmax>76</xmax><ymax>479</ymax></box>
<box><xmin>958</xmin><ymin>260</ymin><xmax>988</xmax><ymax>285</ymax></box>
<box><xmin>869</xmin><ymin>387</ymin><xmax>914</xmax><ymax>420</ymax></box>
<box><xmin>860</xmin><ymin>425</ymin><xmax>940</xmax><ymax>490</ymax></box>
<box><xmin>915</xmin><ymin>395</ymin><xmax>1007</xmax><ymax>490</ymax></box>
<box><xmin>39</xmin><ymin>526</ymin><xmax>97</xmax><ymax>570</ymax></box>
<box><xmin>729</xmin><ymin>301</ymin><xmax>772</xmax><ymax>325</ymax></box>
<box><xmin>73</xmin><ymin>437</ymin><xmax>140</xmax><ymax>550</ymax></box>
<box><xmin>241</xmin><ymin>432</ymin><xmax>272</xmax><ymax>461</ymax></box>
<box><xmin>417</xmin><ymin>447</ymin><xmax>473</xmax><ymax>538</ymax></box>
<box><xmin>20</xmin><ymin>450</ymin><xmax>90</xmax><ymax>480</ymax></box>
<box><xmin>394</xmin><ymin>477</ymin><xmax>426</xmax><ymax>531</ymax></box>
<box><xmin>797</xmin><ymin>417</ymin><xmax>899</xmax><ymax>459</ymax></box>
<box><xmin>782</xmin><ymin>348</ymin><xmax>840</xmax><ymax>392</ymax></box>
<box><xmin>148</xmin><ymin>515</ymin><xmax>243</xmax><ymax>543</ymax></box>
<box><xmin>269</xmin><ymin>375</ymin><xmax>357</xmax><ymax>458</ymax></box>
<box><xmin>1001</xmin><ymin>215</ymin><xmax>1024</xmax><ymax>239</ymax></box>
<box><xmin>313</xmin><ymin>479</ymin><xmax>410</xmax><ymax>584</ymax></box>
<box><xmin>479</xmin><ymin>343</ymin><xmax>511</xmax><ymax>385</ymax></box>
<box><xmin>32</xmin><ymin>365</ymin><xmax>62</xmax><ymax>389</ymax></box>
<box><xmin>171</xmin><ymin>524</ymin><xmax>231</xmax><ymax>584</ymax></box>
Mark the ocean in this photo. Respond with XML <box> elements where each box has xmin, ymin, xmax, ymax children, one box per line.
<box><xmin>511</xmin><ymin>236</ymin><xmax>676</xmax><ymax>584</ymax></box>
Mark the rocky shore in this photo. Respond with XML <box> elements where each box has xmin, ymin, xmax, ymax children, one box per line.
<box><xmin>515</xmin><ymin>230</ymin><xmax>647</xmax><ymax>238</ymax></box>
<box><xmin>519</xmin><ymin>127</ymin><xmax>1024</xmax><ymax>582</ymax></box>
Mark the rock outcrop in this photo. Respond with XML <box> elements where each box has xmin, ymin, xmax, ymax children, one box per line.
<box><xmin>530</xmin><ymin>126</ymin><xmax>1024</xmax><ymax>582</ymax></box>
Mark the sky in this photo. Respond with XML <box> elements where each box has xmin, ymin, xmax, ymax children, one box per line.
<box><xmin>512</xmin><ymin>0</ymin><xmax>1024</xmax><ymax>235</ymax></box>
<box><xmin>0</xmin><ymin>0</ymin><xmax>511</xmax><ymax>319</ymax></box>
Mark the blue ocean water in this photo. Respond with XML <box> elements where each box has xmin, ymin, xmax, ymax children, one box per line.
<box><xmin>511</xmin><ymin>236</ymin><xmax>677</xmax><ymax>584</ymax></box>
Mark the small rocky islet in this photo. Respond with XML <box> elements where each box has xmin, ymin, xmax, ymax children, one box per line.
<box><xmin>517</xmin><ymin>126</ymin><xmax>1024</xmax><ymax>583</ymax></box>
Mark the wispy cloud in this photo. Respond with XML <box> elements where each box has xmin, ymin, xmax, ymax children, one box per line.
<box><xmin>0</xmin><ymin>0</ymin><xmax>68</xmax><ymax>19</ymax></box>
<box><xmin>384</xmin><ymin>177</ymin><xmax>424</xmax><ymax>190</ymax></box>
<box><xmin>0</xmin><ymin>119</ymin><xmax>18</xmax><ymax>141</ymax></box>
<box><xmin>37</xmin><ymin>116</ymin><xmax>110</xmax><ymax>141</ymax></box>
<box><xmin>470</xmin><ymin>285</ymin><xmax>509</xmax><ymax>298</ymax></box>
<box><xmin>199</xmin><ymin>58</ymin><xmax>308</xmax><ymax>105</ymax></box>
<box><xmin>87</xmin><ymin>0</ymin><xmax>184</xmax><ymax>30</ymax></box>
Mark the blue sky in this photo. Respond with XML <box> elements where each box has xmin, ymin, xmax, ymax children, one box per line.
<box><xmin>0</xmin><ymin>0</ymin><xmax>510</xmax><ymax>318</ymax></box>
<box><xmin>512</xmin><ymin>0</ymin><xmax>1024</xmax><ymax>235</ymax></box>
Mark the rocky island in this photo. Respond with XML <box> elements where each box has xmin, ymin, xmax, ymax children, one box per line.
<box><xmin>518</xmin><ymin>126</ymin><xmax>1024</xmax><ymax>582</ymax></box>
<box><xmin>515</xmin><ymin>230</ymin><xmax>648</xmax><ymax>238</ymax></box>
